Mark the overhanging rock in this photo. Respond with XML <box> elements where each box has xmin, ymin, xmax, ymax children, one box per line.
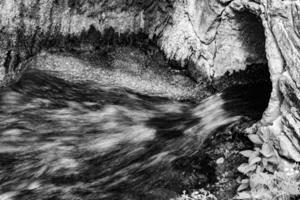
<box><xmin>159</xmin><ymin>0</ymin><xmax>267</xmax><ymax>81</ymax></box>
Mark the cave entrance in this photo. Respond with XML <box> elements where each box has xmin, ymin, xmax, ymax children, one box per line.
<box><xmin>213</xmin><ymin>11</ymin><xmax>272</xmax><ymax>120</ymax></box>
<box><xmin>221</xmin><ymin>63</ymin><xmax>272</xmax><ymax>120</ymax></box>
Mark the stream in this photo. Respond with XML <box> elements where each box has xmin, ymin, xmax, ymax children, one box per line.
<box><xmin>0</xmin><ymin>68</ymin><xmax>271</xmax><ymax>200</ymax></box>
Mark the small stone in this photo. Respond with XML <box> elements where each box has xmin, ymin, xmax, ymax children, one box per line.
<box><xmin>216</xmin><ymin>157</ymin><xmax>225</xmax><ymax>164</ymax></box>
<box><xmin>0</xmin><ymin>67</ymin><xmax>5</xmax><ymax>81</ymax></box>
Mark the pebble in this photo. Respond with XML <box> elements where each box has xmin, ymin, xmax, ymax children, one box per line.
<box><xmin>216</xmin><ymin>157</ymin><xmax>225</xmax><ymax>164</ymax></box>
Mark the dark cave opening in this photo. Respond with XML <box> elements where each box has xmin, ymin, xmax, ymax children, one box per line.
<box><xmin>215</xmin><ymin>10</ymin><xmax>272</xmax><ymax>121</ymax></box>
<box><xmin>212</xmin><ymin>62</ymin><xmax>272</xmax><ymax>120</ymax></box>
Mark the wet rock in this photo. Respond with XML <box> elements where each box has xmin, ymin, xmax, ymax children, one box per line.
<box><xmin>216</xmin><ymin>157</ymin><xmax>225</xmax><ymax>165</ymax></box>
<box><xmin>25</xmin><ymin>46</ymin><xmax>208</xmax><ymax>101</ymax></box>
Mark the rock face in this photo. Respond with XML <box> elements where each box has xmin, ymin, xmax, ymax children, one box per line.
<box><xmin>0</xmin><ymin>0</ymin><xmax>300</xmax><ymax>164</ymax></box>
<box><xmin>159</xmin><ymin>0</ymin><xmax>267</xmax><ymax>80</ymax></box>
<box><xmin>259</xmin><ymin>0</ymin><xmax>300</xmax><ymax>163</ymax></box>
<box><xmin>27</xmin><ymin>47</ymin><xmax>206</xmax><ymax>101</ymax></box>
<box><xmin>0</xmin><ymin>0</ymin><xmax>175</xmax><ymax>74</ymax></box>
<box><xmin>0</xmin><ymin>0</ymin><xmax>266</xmax><ymax>79</ymax></box>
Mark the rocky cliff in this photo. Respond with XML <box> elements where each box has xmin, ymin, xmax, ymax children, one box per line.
<box><xmin>0</xmin><ymin>0</ymin><xmax>299</xmax><ymax>168</ymax></box>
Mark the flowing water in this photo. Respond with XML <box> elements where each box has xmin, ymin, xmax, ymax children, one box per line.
<box><xmin>0</xmin><ymin>68</ymin><xmax>270</xmax><ymax>200</ymax></box>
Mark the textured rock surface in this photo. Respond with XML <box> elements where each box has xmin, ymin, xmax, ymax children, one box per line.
<box><xmin>1</xmin><ymin>0</ymin><xmax>300</xmax><ymax>164</ymax></box>
<box><xmin>0</xmin><ymin>0</ymin><xmax>266</xmax><ymax>80</ymax></box>
<box><xmin>0</xmin><ymin>0</ymin><xmax>173</xmax><ymax>73</ymax></box>
<box><xmin>27</xmin><ymin>47</ymin><xmax>206</xmax><ymax>101</ymax></box>
<box><xmin>225</xmin><ymin>0</ymin><xmax>300</xmax><ymax>164</ymax></box>
<box><xmin>258</xmin><ymin>0</ymin><xmax>300</xmax><ymax>163</ymax></box>
<box><xmin>160</xmin><ymin>0</ymin><xmax>267</xmax><ymax>80</ymax></box>
<box><xmin>162</xmin><ymin>0</ymin><xmax>300</xmax><ymax>165</ymax></box>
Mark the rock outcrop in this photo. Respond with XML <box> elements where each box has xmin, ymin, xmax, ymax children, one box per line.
<box><xmin>259</xmin><ymin>0</ymin><xmax>300</xmax><ymax>164</ymax></box>
<box><xmin>0</xmin><ymin>0</ymin><xmax>300</xmax><ymax>165</ymax></box>
<box><xmin>0</xmin><ymin>0</ymin><xmax>176</xmax><ymax>73</ymax></box>
<box><xmin>159</xmin><ymin>0</ymin><xmax>267</xmax><ymax>80</ymax></box>
<box><xmin>0</xmin><ymin>0</ymin><xmax>266</xmax><ymax>79</ymax></box>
